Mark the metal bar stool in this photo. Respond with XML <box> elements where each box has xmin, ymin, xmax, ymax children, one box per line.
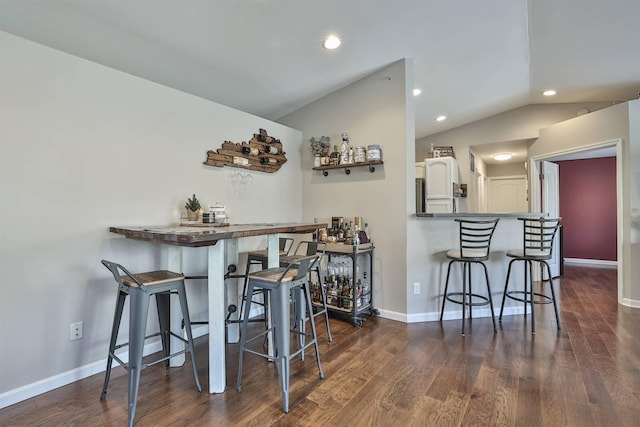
<box><xmin>280</xmin><ymin>241</ymin><xmax>332</xmax><ymax>342</ymax></box>
<box><xmin>440</xmin><ymin>218</ymin><xmax>500</xmax><ymax>336</ymax></box>
<box><xmin>100</xmin><ymin>260</ymin><xmax>201</xmax><ymax>427</ymax></box>
<box><xmin>239</xmin><ymin>237</ymin><xmax>294</xmax><ymax>325</ymax></box>
<box><xmin>236</xmin><ymin>255</ymin><xmax>324</xmax><ymax>413</ymax></box>
<box><xmin>499</xmin><ymin>217</ymin><xmax>562</xmax><ymax>334</ymax></box>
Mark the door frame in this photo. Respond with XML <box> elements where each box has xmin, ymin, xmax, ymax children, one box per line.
<box><xmin>529</xmin><ymin>138</ymin><xmax>623</xmax><ymax>304</ymax></box>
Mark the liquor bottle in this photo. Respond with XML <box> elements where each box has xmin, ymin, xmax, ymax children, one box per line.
<box><xmin>348</xmin><ymin>146</ymin><xmax>354</xmax><ymax>164</ymax></box>
<box><xmin>329</xmin><ymin>145</ymin><xmax>340</xmax><ymax>165</ymax></box>
<box><xmin>260</xmin><ymin>157</ymin><xmax>277</xmax><ymax>164</ymax></box>
<box><xmin>265</xmin><ymin>146</ymin><xmax>279</xmax><ymax>155</ymax></box>
<box><xmin>242</xmin><ymin>146</ymin><xmax>259</xmax><ymax>156</ymax></box>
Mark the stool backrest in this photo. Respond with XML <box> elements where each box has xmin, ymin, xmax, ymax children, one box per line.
<box><xmin>455</xmin><ymin>219</ymin><xmax>500</xmax><ymax>259</ymax></box>
<box><xmin>519</xmin><ymin>217</ymin><xmax>562</xmax><ymax>258</ymax></box>
<box><xmin>279</xmin><ymin>255</ymin><xmax>320</xmax><ymax>282</ymax></box>
<box><xmin>292</xmin><ymin>240</ymin><xmax>325</xmax><ymax>256</ymax></box>
<box><xmin>101</xmin><ymin>259</ymin><xmax>145</xmax><ymax>288</ymax></box>
<box><xmin>279</xmin><ymin>237</ymin><xmax>294</xmax><ymax>255</ymax></box>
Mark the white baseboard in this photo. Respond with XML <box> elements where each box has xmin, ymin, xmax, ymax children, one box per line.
<box><xmin>380</xmin><ymin>306</ymin><xmax>525</xmax><ymax>324</ymax></box>
<box><xmin>621</xmin><ymin>298</ymin><xmax>640</xmax><ymax>308</ymax></box>
<box><xmin>0</xmin><ymin>325</ymin><xmax>209</xmax><ymax>410</ymax></box>
<box><xmin>564</xmin><ymin>258</ymin><xmax>617</xmax><ymax>268</ymax></box>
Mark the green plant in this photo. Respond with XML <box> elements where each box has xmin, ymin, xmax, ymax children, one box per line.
<box><xmin>184</xmin><ymin>194</ymin><xmax>201</xmax><ymax>212</ymax></box>
<box><xmin>309</xmin><ymin>136</ymin><xmax>331</xmax><ymax>156</ymax></box>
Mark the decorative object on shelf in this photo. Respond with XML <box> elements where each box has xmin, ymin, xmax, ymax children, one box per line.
<box><xmin>309</xmin><ymin>136</ymin><xmax>330</xmax><ymax>156</ymax></box>
<box><xmin>427</xmin><ymin>145</ymin><xmax>455</xmax><ymax>159</ymax></box>
<box><xmin>184</xmin><ymin>194</ymin><xmax>201</xmax><ymax>221</ymax></box>
<box><xmin>367</xmin><ymin>144</ymin><xmax>382</xmax><ymax>161</ymax></box>
<box><xmin>314</xmin><ymin>156</ymin><xmax>321</xmax><ymax>167</ymax></box>
<box><xmin>341</xmin><ymin>133</ymin><xmax>350</xmax><ymax>164</ymax></box>
<box><xmin>204</xmin><ymin>128</ymin><xmax>287</xmax><ymax>173</ymax></box>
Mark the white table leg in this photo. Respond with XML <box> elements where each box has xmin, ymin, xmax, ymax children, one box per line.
<box><xmin>166</xmin><ymin>245</ymin><xmax>185</xmax><ymax>367</ymax></box>
<box><xmin>208</xmin><ymin>241</ymin><xmax>226</xmax><ymax>393</ymax></box>
<box><xmin>225</xmin><ymin>238</ymin><xmax>240</xmax><ymax>343</ymax></box>
<box><xmin>266</xmin><ymin>234</ymin><xmax>279</xmax><ymax>357</ymax></box>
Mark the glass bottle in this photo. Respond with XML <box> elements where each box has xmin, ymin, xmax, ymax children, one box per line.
<box><xmin>329</xmin><ymin>144</ymin><xmax>340</xmax><ymax>166</ymax></box>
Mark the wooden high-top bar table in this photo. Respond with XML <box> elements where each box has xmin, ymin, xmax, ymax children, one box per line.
<box><xmin>109</xmin><ymin>222</ymin><xmax>324</xmax><ymax>394</ymax></box>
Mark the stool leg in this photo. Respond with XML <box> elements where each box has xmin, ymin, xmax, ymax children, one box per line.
<box><xmin>155</xmin><ymin>292</ymin><xmax>171</xmax><ymax>371</ymax></box>
<box><xmin>480</xmin><ymin>262</ymin><xmax>497</xmax><ymax>332</ymax></box>
<box><xmin>237</xmin><ymin>281</ymin><xmax>256</xmax><ymax>392</ymax></box>
<box><xmin>528</xmin><ymin>260</ymin><xmax>536</xmax><ymax>334</ymax></box>
<box><xmin>101</xmin><ymin>289</ymin><xmax>127</xmax><ymax>400</ymax></box>
<box><xmin>292</xmin><ymin>287</ymin><xmax>305</xmax><ymax>361</ymax></box>
<box><xmin>272</xmin><ymin>284</ymin><xmax>290</xmax><ymax>413</ymax></box>
<box><xmin>303</xmin><ymin>280</ymin><xmax>324</xmax><ymax>380</ymax></box>
<box><xmin>440</xmin><ymin>261</ymin><xmax>455</xmax><ymax>322</ymax></box>
<box><xmin>127</xmin><ymin>288</ymin><xmax>150</xmax><ymax>427</ymax></box>
<box><xmin>461</xmin><ymin>262</ymin><xmax>468</xmax><ymax>336</ymax></box>
<box><xmin>177</xmin><ymin>282</ymin><xmax>202</xmax><ymax>392</ymax></box>
<box><xmin>499</xmin><ymin>259</ymin><xmax>517</xmax><ymax>321</ymax></box>
<box><xmin>467</xmin><ymin>262</ymin><xmax>473</xmax><ymax>320</ymax></box>
<box><xmin>314</xmin><ymin>266</ymin><xmax>332</xmax><ymax>342</ymax></box>
<box><xmin>544</xmin><ymin>261</ymin><xmax>561</xmax><ymax>330</ymax></box>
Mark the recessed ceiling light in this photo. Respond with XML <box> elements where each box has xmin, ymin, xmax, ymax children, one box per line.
<box><xmin>413</xmin><ymin>88</ymin><xmax>422</xmax><ymax>96</ymax></box>
<box><xmin>435</xmin><ymin>115</ymin><xmax>447</xmax><ymax>122</ymax></box>
<box><xmin>493</xmin><ymin>153</ymin><xmax>513</xmax><ymax>161</ymax></box>
<box><xmin>323</xmin><ymin>35</ymin><xmax>341</xmax><ymax>50</ymax></box>
<box><xmin>543</xmin><ymin>89</ymin><xmax>557</xmax><ymax>96</ymax></box>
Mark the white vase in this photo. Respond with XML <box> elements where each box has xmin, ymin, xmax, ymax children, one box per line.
<box><xmin>314</xmin><ymin>156</ymin><xmax>321</xmax><ymax>167</ymax></box>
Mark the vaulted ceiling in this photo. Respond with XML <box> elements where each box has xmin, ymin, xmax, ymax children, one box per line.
<box><xmin>1</xmin><ymin>0</ymin><xmax>638</xmax><ymax>140</ymax></box>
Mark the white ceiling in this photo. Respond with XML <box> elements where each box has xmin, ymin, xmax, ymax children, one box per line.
<box><xmin>1</xmin><ymin>0</ymin><xmax>638</xmax><ymax>140</ymax></box>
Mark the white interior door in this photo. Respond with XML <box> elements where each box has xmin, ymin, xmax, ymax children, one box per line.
<box><xmin>487</xmin><ymin>175</ymin><xmax>527</xmax><ymax>212</ymax></box>
<box><xmin>476</xmin><ymin>172</ymin><xmax>487</xmax><ymax>213</ymax></box>
<box><xmin>541</xmin><ymin>161</ymin><xmax>560</xmax><ymax>277</ymax></box>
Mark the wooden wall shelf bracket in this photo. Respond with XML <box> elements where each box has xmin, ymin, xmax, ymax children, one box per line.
<box><xmin>313</xmin><ymin>160</ymin><xmax>383</xmax><ymax>176</ymax></box>
<box><xmin>203</xmin><ymin>128</ymin><xmax>287</xmax><ymax>173</ymax></box>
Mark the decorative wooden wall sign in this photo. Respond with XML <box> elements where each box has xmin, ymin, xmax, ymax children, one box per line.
<box><xmin>203</xmin><ymin>128</ymin><xmax>287</xmax><ymax>173</ymax></box>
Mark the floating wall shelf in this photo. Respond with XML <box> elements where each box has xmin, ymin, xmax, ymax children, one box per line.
<box><xmin>313</xmin><ymin>160</ymin><xmax>383</xmax><ymax>176</ymax></box>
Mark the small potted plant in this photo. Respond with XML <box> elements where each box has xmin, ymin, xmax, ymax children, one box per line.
<box><xmin>309</xmin><ymin>136</ymin><xmax>330</xmax><ymax>167</ymax></box>
<box><xmin>184</xmin><ymin>194</ymin><xmax>201</xmax><ymax>221</ymax></box>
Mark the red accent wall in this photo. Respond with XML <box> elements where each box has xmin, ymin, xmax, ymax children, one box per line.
<box><xmin>557</xmin><ymin>157</ymin><xmax>617</xmax><ymax>261</ymax></box>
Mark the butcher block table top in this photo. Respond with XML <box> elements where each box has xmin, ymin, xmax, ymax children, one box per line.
<box><xmin>109</xmin><ymin>223</ymin><xmax>325</xmax><ymax>247</ymax></box>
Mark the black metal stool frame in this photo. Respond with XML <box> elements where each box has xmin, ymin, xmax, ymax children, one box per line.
<box><xmin>499</xmin><ymin>217</ymin><xmax>562</xmax><ymax>334</ymax></box>
<box><xmin>440</xmin><ymin>218</ymin><xmax>500</xmax><ymax>336</ymax></box>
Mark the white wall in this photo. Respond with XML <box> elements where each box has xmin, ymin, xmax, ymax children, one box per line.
<box><xmin>279</xmin><ymin>59</ymin><xmax>414</xmax><ymax>319</ymax></box>
<box><xmin>531</xmin><ymin>101</ymin><xmax>640</xmax><ymax>304</ymax></box>
<box><xmin>0</xmin><ymin>31</ymin><xmax>304</xmax><ymax>403</ymax></box>
<box><xmin>417</xmin><ymin>102</ymin><xmax>612</xmax><ymax>212</ymax></box>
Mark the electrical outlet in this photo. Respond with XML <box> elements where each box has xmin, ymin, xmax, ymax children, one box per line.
<box><xmin>413</xmin><ymin>282</ymin><xmax>421</xmax><ymax>294</ymax></box>
<box><xmin>70</xmin><ymin>321</ymin><xmax>83</xmax><ymax>341</ymax></box>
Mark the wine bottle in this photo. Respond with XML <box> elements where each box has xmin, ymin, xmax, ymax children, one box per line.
<box><xmin>265</xmin><ymin>146</ymin><xmax>279</xmax><ymax>155</ymax></box>
<box><xmin>242</xmin><ymin>146</ymin><xmax>259</xmax><ymax>156</ymax></box>
<box><xmin>260</xmin><ymin>157</ymin><xmax>277</xmax><ymax>164</ymax></box>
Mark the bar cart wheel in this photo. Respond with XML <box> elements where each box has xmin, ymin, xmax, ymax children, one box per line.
<box><xmin>354</xmin><ymin>319</ymin><xmax>363</xmax><ymax>327</ymax></box>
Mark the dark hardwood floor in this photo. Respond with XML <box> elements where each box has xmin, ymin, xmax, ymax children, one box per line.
<box><xmin>1</xmin><ymin>265</ymin><xmax>638</xmax><ymax>426</ymax></box>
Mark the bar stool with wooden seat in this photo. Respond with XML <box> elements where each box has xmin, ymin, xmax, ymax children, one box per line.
<box><xmin>440</xmin><ymin>218</ymin><xmax>500</xmax><ymax>336</ymax></box>
<box><xmin>499</xmin><ymin>217</ymin><xmax>562</xmax><ymax>334</ymax></box>
<box><xmin>236</xmin><ymin>255</ymin><xmax>324</xmax><ymax>413</ymax></box>
<box><xmin>100</xmin><ymin>260</ymin><xmax>201</xmax><ymax>427</ymax></box>
<box><xmin>279</xmin><ymin>241</ymin><xmax>332</xmax><ymax>342</ymax></box>
<box><xmin>239</xmin><ymin>237</ymin><xmax>294</xmax><ymax>325</ymax></box>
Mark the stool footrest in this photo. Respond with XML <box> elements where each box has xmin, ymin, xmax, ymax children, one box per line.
<box><xmin>445</xmin><ymin>292</ymin><xmax>491</xmax><ymax>307</ymax></box>
<box><xmin>504</xmin><ymin>290</ymin><xmax>554</xmax><ymax>305</ymax></box>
